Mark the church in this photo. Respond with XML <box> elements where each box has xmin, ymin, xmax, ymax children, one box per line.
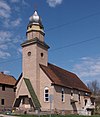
<box><xmin>12</xmin><ymin>10</ymin><xmax>95</xmax><ymax>115</ymax></box>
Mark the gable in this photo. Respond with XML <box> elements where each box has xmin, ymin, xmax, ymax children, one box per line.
<box><xmin>24</xmin><ymin>78</ymin><xmax>41</xmax><ymax>109</ymax></box>
<box><xmin>40</xmin><ymin>67</ymin><xmax>52</xmax><ymax>87</ymax></box>
<box><xmin>15</xmin><ymin>77</ymin><xmax>41</xmax><ymax>109</ymax></box>
<box><xmin>16</xmin><ymin>78</ymin><xmax>30</xmax><ymax>98</ymax></box>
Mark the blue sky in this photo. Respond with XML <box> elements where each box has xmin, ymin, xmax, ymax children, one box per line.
<box><xmin>0</xmin><ymin>0</ymin><xmax>100</xmax><ymax>85</ymax></box>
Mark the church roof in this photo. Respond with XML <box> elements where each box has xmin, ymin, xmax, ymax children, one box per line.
<box><xmin>0</xmin><ymin>72</ymin><xmax>16</xmax><ymax>86</ymax></box>
<box><xmin>40</xmin><ymin>63</ymin><xmax>91</xmax><ymax>93</ymax></box>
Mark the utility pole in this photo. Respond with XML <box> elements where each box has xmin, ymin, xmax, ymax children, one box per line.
<box><xmin>49</xmin><ymin>94</ymin><xmax>53</xmax><ymax>117</ymax></box>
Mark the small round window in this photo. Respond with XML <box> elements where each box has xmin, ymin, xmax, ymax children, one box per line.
<box><xmin>27</xmin><ymin>51</ymin><xmax>31</xmax><ymax>56</ymax></box>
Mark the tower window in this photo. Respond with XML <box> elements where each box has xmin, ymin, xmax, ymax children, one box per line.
<box><xmin>41</xmin><ymin>53</ymin><xmax>44</xmax><ymax>58</ymax></box>
<box><xmin>44</xmin><ymin>87</ymin><xmax>49</xmax><ymax>102</ymax></box>
<box><xmin>27</xmin><ymin>51</ymin><xmax>31</xmax><ymax>56</ymax></box>
<box><xmin>30</xmin><ymin>25</ymin><xmax>32</xmax><ymax>28</ymax></box>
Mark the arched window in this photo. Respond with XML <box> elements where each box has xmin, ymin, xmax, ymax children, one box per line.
<box><xmin>44</xmin><ymin>87</ymin><xmax>49</xmax><ymax>102</ymax></box>
<box><xmin>62</xmin><ymin>88</ymin><xmax>65</xmax><ymax>102</ymax></box>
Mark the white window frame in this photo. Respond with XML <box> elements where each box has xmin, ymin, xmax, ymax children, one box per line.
<box><xmin>62</xmin><ymin>88</ymin><xmax>65</xmax><ymax>102</ymax></box>
<box><xmin>44</xmin><ymin>87</ymin><xmax>49</xmax><ymax>102</ymax></box>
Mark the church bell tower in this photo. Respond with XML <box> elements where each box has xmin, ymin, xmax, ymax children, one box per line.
<box><xmin>26</xmin><ymin>11</ymin><xmax>45</xmax><ymax>42</ymax></box>
<box><xmin>21</xmin><ymin>11</ymin><xmax>49</xmax><ymax>96</ymax></box>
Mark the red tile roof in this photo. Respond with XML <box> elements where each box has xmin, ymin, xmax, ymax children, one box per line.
<box><xmin>0</xmin><ymin>72</ymin><xmax>16</xmax><ymax>86</ymax></box>
<box><xmin>40</xmin><ymin>63</ymin><xmax>91</xmax><ymax>93</ymax></box>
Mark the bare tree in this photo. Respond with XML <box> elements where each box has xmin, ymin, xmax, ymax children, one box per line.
<box><xmin>87</xmin><ymin>80</ymin><xmax>100</xmax><ymax>96</ymax></box>
<box><xmin>87</xmin><ymin>80</ymin><xmax>100</xmax><ymax>114</ymax></box>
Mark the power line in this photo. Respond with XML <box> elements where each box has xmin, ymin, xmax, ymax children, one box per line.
<box><xmin>0</xmin><ymin>36</ymin><xmax>100</xmax><ymax>64</ymax></box>
<box><xmin>0</xmin><ymin>11</ymin><xmax>99</xmax><ymax>46</ymax></box>
<box><xmin>46</xmin><ymin>11</ymin><xmax>100</xmax><ymax>32</ymax></box>
<box><xmin>49</xmin><ymin>36</ymin><xmax>100</xmax><ymax>52</ymax></box>
<box><xmin>0</xmin><ymin>11</ymin><xmax>100</xmax><ymax>64</ymax></box>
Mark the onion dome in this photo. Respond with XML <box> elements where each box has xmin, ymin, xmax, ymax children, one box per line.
<box><xmin>29</xmin><ymin>11</ymin><xmax>43</xmax><ymax>26</ymax></box>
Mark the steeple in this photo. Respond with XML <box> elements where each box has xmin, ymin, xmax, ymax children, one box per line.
<box><xmin>26</xmin><ymin>11</ymin><xmax>45</xmax><ymax>42</ymax></box>
<box><xmin>21</xmin><ymin>10</ymin><xmax>49</xmax><ymax>84</ymax></box>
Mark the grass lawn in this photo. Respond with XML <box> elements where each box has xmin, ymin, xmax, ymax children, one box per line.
<box><xmin>19</xmin><ymin>115</ymin><xmax>100</xmax><ymax>117</ymax></box>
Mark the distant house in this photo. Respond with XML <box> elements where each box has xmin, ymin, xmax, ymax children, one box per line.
<box><xmin>0</xmin><ymin>72</ymin><xmax>16</xmax><ymax>111</ymax></box>
<box><xmin>12</xmin><ymin>11</ymin><xmax>95</xmax><ymax>115</ymax></box>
